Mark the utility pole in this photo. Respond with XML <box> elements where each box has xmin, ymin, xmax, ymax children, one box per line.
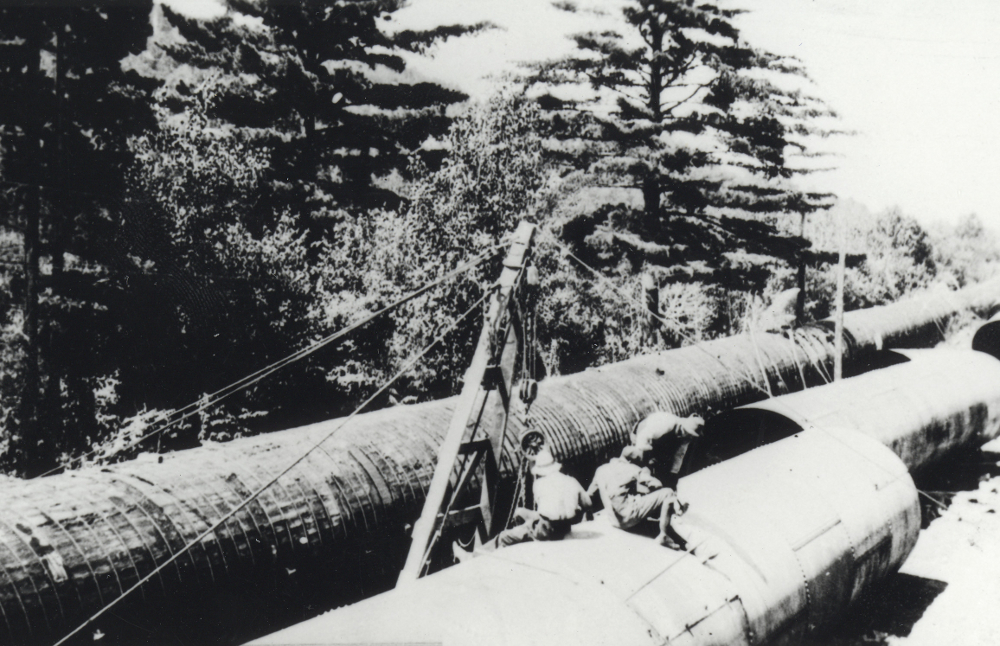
<box><xmin>642</xmin><ymin>272</ymin><xmax>659</xmax><ymax>348</ymax></box>
<box><xmin>398</xmin><ymin>222</ymin><xmax>536</xmax><ymax>584</ymax></box>
<box><xmin>834</xmin><ymin>209</ymin><xmax>846</xmax><ymax>381</ymax></box>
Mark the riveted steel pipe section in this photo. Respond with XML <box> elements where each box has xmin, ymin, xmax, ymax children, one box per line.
<box><xmin>252</xmin><ymin>349</ymin><xmax>1000</xmax><ymax>646</ymax></box>
<box><xmin>832</xmin><ymin>277</ymin><xmax>1000</xmax><ymax>353</ymax></box>
<box><xmin>3</xmin><ymin>279</ymin><xmax>998</xmax><ymax>645</ymax></box>
<box><xmin>711</xmin><ymin>349</ymin><xmax>1000</xmax><ymax>472</ymax></box>
<box><xmin>249</xmin><ymin>427</ymin><xmax>920</xmax><ymax>646</ymax></box>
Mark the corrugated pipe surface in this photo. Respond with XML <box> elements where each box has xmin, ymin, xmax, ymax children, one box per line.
<box><xmin>834</xmin><ymin>277</ymin><xmax>1000</xmax><ymax>353</ymax></box>
<box><xmin>1</xmin><ymin>280</ymin><xmax>997</xmax><ymax>645</ymax></box>
<box><xmin>0</xmin><ymin>328</ymin><xmax>838</xmax><ymax>645</ymax></box>
<box><xmin>251</xmin><ymin>350</ymin><xmax>1000</xmax><ymax>646</ymax></box>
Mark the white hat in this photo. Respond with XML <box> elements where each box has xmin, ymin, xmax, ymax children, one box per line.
<box><xmin>531</xmin><ymin>447</ymin><xmax>562</xmax><ymax>476</ymax></box>
<box><xmin>621</xmin><ymin>445</ymin><xmax>647</xmax><ymax>464</ymax></box>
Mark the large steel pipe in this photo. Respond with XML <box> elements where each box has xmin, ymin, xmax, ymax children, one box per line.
<box><xmin>1</xmin><ymin>281</ymin><xmax>996</xmax><ymax>645</ymax></box>
<box><xmin>703</xmin><ymin>349</ymin><xmax>1000</xmax><ymax>472</ymax></box>
<box><xmin>0</xmin><ymin>329</ymin><xmax>838</xmax><ymax>645</ymax></box>
<box><xmin>972</xmin><ymin>312</ymin><xmax>1000</xmax><ymax>358</ymax></box>
<box><xmin>832</xmin><ymin>277</ymin><xmax>1000</xmax><ymax>353</ymax></box>
<box><xmin>252</xmin><ymin>349</ymin><xmax>1000</xmax><ymax>646</ymax></box>
<box><xmin>250</xmin><ymin>428</ymin><xmax>920</xmax><ymax>646</ymax></box>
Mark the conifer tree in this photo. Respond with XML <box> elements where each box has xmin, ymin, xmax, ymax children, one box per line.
<box><xmin>116</xmin><ymin>1</ymin><xmax>488</xmax><ymax>440</ymax></box>
<box><xmin>0</xmin><ymin>4</ymin><xmax>154</xmax><ymax>472</ymax></box>
<box><xmin>533</xmin><ymin>0</ymin><xmax>834</xmax><ymax>297</ymax></box>
<box><xmin>151</xmin><ymin>1</ymin><xmax>477</xmax><ymax>236</ymax></box>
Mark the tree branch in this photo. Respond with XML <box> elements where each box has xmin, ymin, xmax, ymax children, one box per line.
<box><xmin>662</xmin><ymin>81</ymin><xmax>712</xmax><ymax>115</ymax></box>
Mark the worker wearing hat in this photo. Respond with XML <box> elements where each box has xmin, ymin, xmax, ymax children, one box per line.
<box><xmin>487</xmin><ymin>446</ymin><xmax>592</xmax><ymax>551</ymax></box>
<box><xmin>633</xmin><ymin>410</ymin><xmax>704</xmax><ymax>488</ymax></box>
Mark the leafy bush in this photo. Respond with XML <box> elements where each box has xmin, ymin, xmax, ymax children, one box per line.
<box><xmin>931</xmin><ymin>213</ymin><xmax>1000</xmax><ymax>288</ymax></box>
<box><xmin>802</xmin><ymin>202</ymin><xmax>937</xmax><ymax>319</ymax></box>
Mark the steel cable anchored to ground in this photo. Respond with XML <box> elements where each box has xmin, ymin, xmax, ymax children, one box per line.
<box><xmin>0</xmin><ymin>280</ymin><xmax>997</xmax><ymax>645</ymax></box>
<box><xmin>38</xmin><ymin>242</ymin><xmax>505</xmax><ymax>478</ymax></box>
<box><xmin>46</xmin><ymin>282</ymin><xmax>495</xmax><ymax>646</ymax></box>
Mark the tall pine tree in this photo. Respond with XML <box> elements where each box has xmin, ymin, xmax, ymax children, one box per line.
<box><xmin>533</xmin><ymin>0</ymin><xmax>834</xmax><ymax>300</ymax></box>
<box><xmin>148</xmin><ymin>0</ymin><xmax>478</xmax><ymax>234</ymax></box>
<box><xmin>0</xmin><ymin>4</ymin><xmax>154</xmax><ymax>473</ymax></box>
<box><xmin>115</xmin><ymin>1</ymin><xmax>488</xmax><ymax>445</ymax></box>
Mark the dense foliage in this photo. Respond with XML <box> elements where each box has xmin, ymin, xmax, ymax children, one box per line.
<box><xmin>0</xmin><ymin>4</ymin><xmax>155</xmax><ymax>472</ymax></box>
<box><xmin>518</xmin><ymin>0</ymin><xmax>840</xmax><ymax>364</ymax></box>
<box><xmin>0</xmin><ymin>1</ymin><xmax>996</xmax><ymax>474</ymax></box>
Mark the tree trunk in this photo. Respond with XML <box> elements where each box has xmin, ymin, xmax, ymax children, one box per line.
<box><xmin>20</xmin><ymin>19</ymin><xmax>44</xmax><ymax>474</ymax></box>
<box><xmin>795</xmin><ymin>212</ymin><xmax>806</xmax><ymax>325</ymax></box>
<box><xmin>834</xmin><ymin>211</ymin><xmax>847</xmax><ymax>381</ymax></box>
<box><xmin>40</xmin><ymin>14</ymin><xmax>68</xmax><ymax>471</ymax></box>
<box><xmin>642</xmin><ymin>175</ymin><xmax>661</xmax><ymax>221</ymax></box>
<box><xmin>642</xmin><ymin>272</ymin><xmax>660</xmax><ymax>348</ymax></box>
<box><xmin>52</xmin><ymin>15</ymin><xmax>66</xmax><ymax>284</ymax></box>
<box><xmin>22</xmin><ymin>185</ymin><xmax>40</xmax><ymax>472</ymax></box>
<box><xmin>642</xmin><ymin>17</ymin><xmax>664</xmax><ymax>223</ymax></box>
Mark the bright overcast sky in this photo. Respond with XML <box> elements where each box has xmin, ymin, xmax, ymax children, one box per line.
<box><xmin>163</xmin><ymin>0</ymin><xmax>1000</xmax><ymax>230</ymax></box>
<box><xmin>737</xmin><ymin>0</ymin><xmax>1000</xmax><ymax>231</ymax></box>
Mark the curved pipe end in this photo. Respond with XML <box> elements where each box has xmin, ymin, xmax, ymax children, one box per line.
<box><xmin>684</xmin><ymin>408</ymin><xmax>803</xmax><ymax>473</ymax></box>
<box><xmin>972</xmin><ymin>316</ymin><xmax>1000</xmax><ymax>360</ymax></box>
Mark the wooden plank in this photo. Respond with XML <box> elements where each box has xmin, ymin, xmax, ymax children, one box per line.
<box><xmin>397</xmin><ymin>221</ymin><xmax>535</xmax><ymax>584</ymax></box>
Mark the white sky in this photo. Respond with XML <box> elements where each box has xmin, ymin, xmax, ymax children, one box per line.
<box><xmin>159</xmin><ymin>0</ymin><xmax>225</xmax><ymax>20</ymax></box>
<box><xmin>736</xmin><ymin>0</ymin><xmax>1000</xmax><ymax>231</ymax></box>
<box><xmin>162</xmin><ymin>0</ymin><xmax>1000</xmax><ymax>231</ymax></box>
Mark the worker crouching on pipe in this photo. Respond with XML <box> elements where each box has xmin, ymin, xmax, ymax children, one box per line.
<box><xmin>588</xmin><ymin>444</ymin><xmax>688</xmax><ymax>549</ymax></box>
<box><xmin>497</xmin><ymin>448</ymin><xmax>592</xmax><ymax>546</ymax></box>
<box><xmin>587</xmin><ymin>411</ymin><xmax>704</xmax><ymax>549</ymax></box>
<box><xmin>633</xmin><ymin>410</ymin><xmax>705</xmax><ymax>488</ymax></box>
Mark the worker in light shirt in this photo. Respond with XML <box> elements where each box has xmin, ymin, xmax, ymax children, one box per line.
<box><xmin>633</xmin><ymin>410</ymin><xmax>704</xmax><ymax>488</ymax></box>
<box><xmin>588</xmin><ymin>444</ymin><xmax>686</xmax><ymax>550</ymax></box>
<box><xmin>492</xmin><ymin>446</ymin><xmax>592</xmax><ymax>548</ymax></box>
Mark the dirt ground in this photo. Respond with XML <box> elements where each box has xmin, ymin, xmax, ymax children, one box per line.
<box><xmin>889</xmin><ymin>440</ymin><xmax>1000</xmax><ymax>646</ymax></box>
<box><xmin>823</xmin><ymin>439</ymin><xmax>1000</xmax><ymax>646</ymax></box>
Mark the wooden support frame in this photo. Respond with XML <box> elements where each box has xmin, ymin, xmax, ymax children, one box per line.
<box><xmin>397</xmin><ymin>221</ymin><xmax>536</xmax><ymax>584</ymax></box>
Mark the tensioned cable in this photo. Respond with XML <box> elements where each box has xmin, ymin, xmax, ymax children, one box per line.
<box><xmin>0</xmin><ymin>178</ymin><xmax>112</xmax><ymax>201</ymax></box>
<box><xmin>50</xmin><ymin>284</ymin><xmax>494</xmax><ymax>646</ymax></box>
<box><xmin>38</xmin><ymin>241</ymin><xmax>504</xmax><ymax>478</ymax></box>
<box><xmin>543</xmin><ymin>233</ymin><xmax>868</xmax><ymax>481</ymax></box>
<box><xmin>918</xmin><ymin>489</ymin><xmax>948</xmax><ymax>510</ymax></box>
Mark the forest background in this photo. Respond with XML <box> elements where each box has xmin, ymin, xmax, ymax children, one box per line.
<box><xmin>0</xmin><ymin>0</ymin><xmax>997</xmax><ymax>476</ymax></box>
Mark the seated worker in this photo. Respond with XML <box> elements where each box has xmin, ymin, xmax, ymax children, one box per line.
<box><xmin>455</xmin><ymin>446</ymin><xmax>591</xmax><ymax>561</ymax></box>
<box><xmin>633</xmin><ymin>410</ymin><xmax>703</xmax><ymax>488</ymax></box>
<box><xmin>494</xmin><ymin>447</ymin><xmax>591</xmax><ymax>548</ymax></box>
<box><xmin>587</xmin><ymin>445</ymin><xmax>686</xmax><ymax>550</ymax></box>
